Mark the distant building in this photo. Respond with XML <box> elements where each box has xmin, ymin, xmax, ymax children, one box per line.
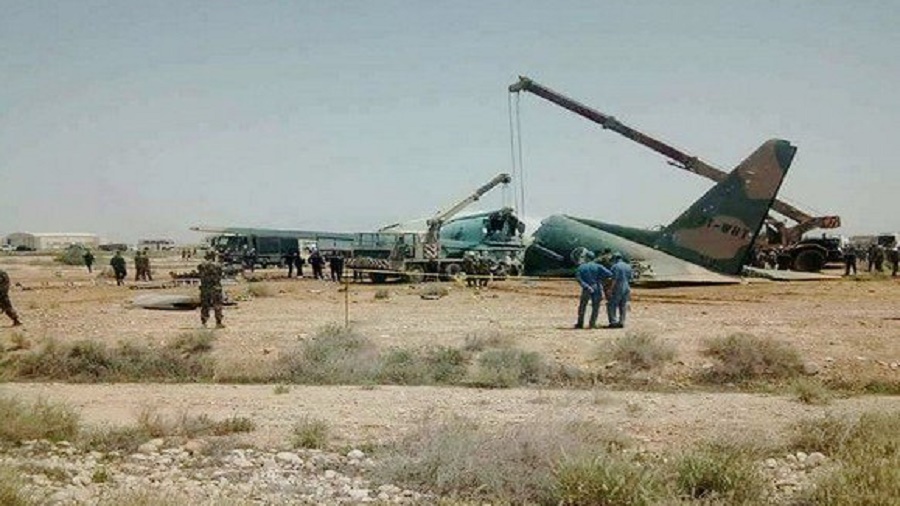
<box><xmin>137</xmin><ymin>238</ymin><xmax>176</xmax><ymax>251</ymax></box>
<box><xmin>4</xmin><ymin>232</ymin><xmax>100</xmax><ymax>251</ymax></box>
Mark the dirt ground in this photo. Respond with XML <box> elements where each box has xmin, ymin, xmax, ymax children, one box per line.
<box><xmin>1</xmin><ymin>253</ymin><xmax>898</xmax><ymax>451</ymax></box>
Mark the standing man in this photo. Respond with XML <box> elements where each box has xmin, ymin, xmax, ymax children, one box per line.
<box><xmin>0</xmin><ymin>269</ymin><xmax>22</xmax><ymax>326</ymax></box>
<box><xmin>329</xmin><ymin>252</ymin><xmax>345</xmax><ymax>282</ymax></box>
<box><xmin>607</xmin><ymin>253</ymin><xmax>634</xmax><ymax>328</ymax></box>
<box><xmin>110</xmin><ymin>250</ymin><xmax>127</xmax><ymax>286</ymax></box>
<box><xmin>888</xmin><ymin>245</ymin><xmax>899</xmax><ymax>277</ymax></box>
<box><xmin>843</xmin><ymin>244</ymin><xmax>858</xmax><ymax>276</ymax></box>
<box><xmin>134</xmin><ymin>250</ymin><xmax>144</xmax><ymax>281</ymax></box>
<box><xmin>198</xmin><ymin>251</ymin><xmax>225</xmax><ymax>328</ymax></box>
<box><xmin>83</xmin><ymin>249</ymin><xmax>95</xmax><ymax>273</ymax></box>
<box><xmin>309</xmin><ymin>248</ymin><xmax>325</xmax><ymax>280</ymax></box>
<box><xmin>294</xmin><ymin>251</ymin><xmax>305</xmax><ymax>278</ymax></box>
<box><xmin>573</xmin><ymin>250</ymin><xmax>612</xmax><ymax>329</ymax></box>
<box><xmin>142</xmin><ymin>249</ymin><xmax>153</xmax><ymax>281</ymax></box>
<box><xmin>283</xmin><ymin>251</ymin><xmax>296</xmax><ymax>278</ymax></box>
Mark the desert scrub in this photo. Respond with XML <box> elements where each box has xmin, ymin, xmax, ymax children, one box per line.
<box><xmin>7</xmin><ymin>337</ymin><xmax>215</xmax><ymax>382</ymax></box>
<box><xmin>790</xmin><ymin>377</ymin><xmax>832</xmax><ymax>405</ymax></box>
<box><xmin>553</xmin><ymin>453</ymin><xmax>663</xmax><ymax>506</ymax></box>
<box><xmin>275</xmin><ymin>324</ymin><xmax>380</xmax><ymax>384</ymax></box>
<box><xmin>671</xmin><ymin>442</ymin><xmax>765</xmax><ymax>504</ymax></box>
<box><xmin>462</xmin><ymin>329</ymin><xmax>515</xmax><ymax>352</ymax></box>
<box><xmin>376</xmin><ymin>346</ymin><xmax>467</xmax><ymax>385</ymax></box>
<box><xmin>0</xmin><ymin>466</ymin><xmax>38</xmax><ymax>506</ymax></box>
<box><xmin>790</xmin><ymin>411</ymin><xmax>900</xmax><ymax>505</ymax></box>
<box><xmin>291</xmin><ymin>416</ymin><xmax>330</xmax><ymax>449</ymax></box>
<box><xmin>373</xmin><ymin>288</ymin><xmax>391</xmax><ymax>300</ymax></box>
<box><xmin>246</xmin><ymin>282</ymin><xmax>275</xmax><ymax>298</ymax></box>
<box><xmin>0</xmin><ymin>396</ymin><xmax>80</xmax><ymax>443</ymax></box>
<box><xmin>467</xmin><ymin>348</ymin><xmax>545</xmax><ymax>388</ymax></box>
<box><xmin>376</xmin><ymin>416</ymin><xmax>630</xmax><ymax>504</ymax></box>
<box><xmin>137</xmin><ymin>408</ymin><xmax>255</xmax><ymax>439</ymax></box>
<box><xmin>419</xmin><ymin>282</ymin><xmax>449</xmax><ymax>298</ymax></box>
<box><xmin>597</xmin><ymin>331</ymin><xmax>676</xmax><ymax>372</ymax></box>
<box><xmin>699</xmin><ymin>333</ymin><xmax>804</xmax><ymax>383</ymax></box>
<box><xmin>79</xmin><ymin>425</ymin><xmax>151</xmax><ymax>454</ymax></box>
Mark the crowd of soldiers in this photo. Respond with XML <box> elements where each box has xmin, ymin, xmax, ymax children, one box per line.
<box><xmin>133</xmin><ymin>250</ymin><xmax>153</xmax><ymax>281</ymax></box>
<box><xmin>844</xmin><ymin>242</ymin><xmax>899</xmax><ymax>277</ymax></box>
<box><xmin>751</xmin><ymin>242</ymin><xmax>899</xmax><ymax>277</ymax></box>
<box><xmin>280</xmin><ymin>249</ymin><xmax>346</xmax><ymax>281</ymax></box>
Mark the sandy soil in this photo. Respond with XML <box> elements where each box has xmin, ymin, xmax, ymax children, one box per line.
<box><xmin>1</xmin><ymin>254</ymin><xmax>898</xmax><ymax>450</ymax></box>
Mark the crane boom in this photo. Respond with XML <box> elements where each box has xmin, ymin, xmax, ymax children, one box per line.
<box><xmin>428</xmin><ymin>173</ymin><xmax>512</xmax><ymax>228</ymax></box>
<box><xmin>508</xmin><ymin>76</ymin><xmax>840</xmax><ymax>243</ymax></box>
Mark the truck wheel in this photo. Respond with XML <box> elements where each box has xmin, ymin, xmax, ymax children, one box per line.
<box><xmin>442</xmin><ymin>263</ymin><xmax>462</xmax><ymax>280</ymax></box>
<box><xmin>259</xmin><ymin>261</ymin><xmax>268</xmax><ymax>269</ymax></box>
<box><xmin>792</xmin><ymin>249</ymin><xmax>825</xmax><ymax>272</ymax></box>
<box><xmin>369</xmin><ymin>272</ymin><xmax>388</xmax><ymax>284</ymax></box>
<box><xmin>404</xmin><ymin>265</ymin><xmax>426</xmax><ymax>283</ymax></box>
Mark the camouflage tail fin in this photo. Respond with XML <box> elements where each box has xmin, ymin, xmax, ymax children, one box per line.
<box><xmin>654</xmin><ymin>139</ymin><xmax>797</xmax><ymax>275</ymax></box>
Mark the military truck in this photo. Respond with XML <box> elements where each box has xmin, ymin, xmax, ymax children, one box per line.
<box><xmin>207</xmin><ymin>232</ymin><xmax>301</xmax><ymax>268</ymax></box>
<box><xmin>347</xmin><ymin>207</ymin><xmax>525</xmax><ymax>283</ymax></box>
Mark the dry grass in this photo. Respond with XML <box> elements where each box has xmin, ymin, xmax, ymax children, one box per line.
<box><xmin>466</xmin><ymin>348</ymin><xmax>546</xmax><ymax>388</ymax></box>
<box><xmin>553</xmin><ymin>454</ymin><xmax>662</xmax><ymax>506</ymax></box>
<box><xmin>461</xmin><ymin>329</ymin><xmax>515</xmax><ymax>352</ymax></box>
<box><xmin>789</xmin><ymin>411</ymin><xmax>900</xmax><ymax>505</ymax></box>
<box><xmin>419</xmin><ymin>283</ymin><xmax>450</xmax><ymax>298</ymax></box>
<box><xmin>246</xmin><ymin>282</ymin><xmax>276</xmax><ymax>298</ymax></box>
<box><xmin>0</xmin><ymin>467</ymin><xmax>37</xmax><ymax>506</ymax></box>
<box><xmin>80</xmin><ymin>407</ymin><xmax>254</xmax><ymax>453</ymax></box>
<box><xmin>597</xmin><ymin>331</ymin><xmax>676</xmax><ymax>373</ymax></box>
<box><xmin>377</xmin><ymin>416</ymin><xmax>630</xmax><ymax>504</ymax></box>
<box><xmin>790</xmin><ymin>377</ymin><xmax>832</xmax><ymax>405</ymax></box>
<box><xmin>0</xmin><ymin>396</ymin><xmax>80</xmax><ymax>443</ymax></box>
<box><xmin>136</xmin><ymin>407</ymin><xmax>255</xmax><ymax>439</ymax></box>
<box><xmin>6</xmin><ymin>336</ymin><xmax>216</xmax><ymax>382</ymax></box>
<box><xmin>671</xmin><ymin>442</ymin><xmax>765</xmax><ymax>504</ymax></box>
<box><xmin>699</xmin><ymin>333</ymin><xmax>805</xmax><ymax>384</ymax></box>
<box><xmin>275</xmin><ymin>324</ymin><xmax>380</xmax><ymax>384</ymax></box>
<box><xmin>291</xmin><ymin>416</ymin><xmax>330</xmax><ymax>449</ymax></box>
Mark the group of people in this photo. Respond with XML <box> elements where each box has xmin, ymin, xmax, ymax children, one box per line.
<box><xmin>282</xmin><ymin>249</ymin><xmax>344</xmax><ymax>282</ymax></box>
<box><xmin>133</xmin><ymin>250</ymin><xmax>153</xmax><ymax>281</ymax></box>
<box><xmin>573</xmin><ymin>250</ymin><xmax>634</xmax><ymax>329</ymax></box>
<box><xmin>102</xmin><ymin>249</ymin><xmax>153</xmax><ymax>285</ymax></box>
<box><xmin>843</xmin><ymin>243</ymin><xmax>899</xmax><ymax>276</ymax></box>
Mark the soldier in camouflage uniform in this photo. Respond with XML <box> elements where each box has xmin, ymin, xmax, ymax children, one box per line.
<box><xmin>110</xmin><ymin>251</ymin><xmax>127</xmax><ymax>286</ymax></box>
<box><xmin>198</xmin><ymin>251</ymin><xmax>225</xmax><ymax>328</ymax></box>
<box><xmin>0</xmin><ymin>269</ymin><xmax>22</xmax><ymax>326</ymax></box>
<box><xmin>134</xmin><ymin>250</ymin><xmax>143</xmax><ymax>281</ymax></box>
<box><xmin>462</xmin><ymin>251</ymin><xmax>479</xmax><ymax>288</ymax></box>
<box><xmin>141</xmin><ymin>249</ymin><xmax>153</xmax><ymax>281</ymax></box>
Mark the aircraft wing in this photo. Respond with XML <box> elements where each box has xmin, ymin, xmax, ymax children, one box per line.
<box><xmin>524</xmin><ymin>214</ymin><xmax>740</xmax><ymax>285</ymax></box>
<box><xmin>742</xmin><ymin>266</ymin><xmax>839</xmax><ymax>281</ymax></box>
<box><xmin>191</xmin><ymin>225</ymin><xmax>358</xmax><ymax>242</ymax></box>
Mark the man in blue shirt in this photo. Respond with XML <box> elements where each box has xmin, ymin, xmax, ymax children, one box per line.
<box><xmin>574</xmin><ymin>251</ymin><xmax>612</xmax><ymax>329</ymax></box>
<box><xmin>607</xmin><ymin>252</ymin><xmax>634</xmax><ymax>328</ymax></box>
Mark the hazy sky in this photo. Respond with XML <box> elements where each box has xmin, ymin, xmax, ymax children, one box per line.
<box><xmin>2</xmin><ymin>1</ymin><xmax>897</xmax><ymax>243</ymax></box>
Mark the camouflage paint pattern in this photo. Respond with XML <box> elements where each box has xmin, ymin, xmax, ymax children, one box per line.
<box><xmin>524</xmin><ymin>139</ymin><xmax>796</xmax><ymax>283</ymax></box>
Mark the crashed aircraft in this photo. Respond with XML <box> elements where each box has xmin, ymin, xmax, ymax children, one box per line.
<box><xmin>523</xmin><ymin>139</ymin><xmax>797</xmax><ymax>285</ymax></box>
